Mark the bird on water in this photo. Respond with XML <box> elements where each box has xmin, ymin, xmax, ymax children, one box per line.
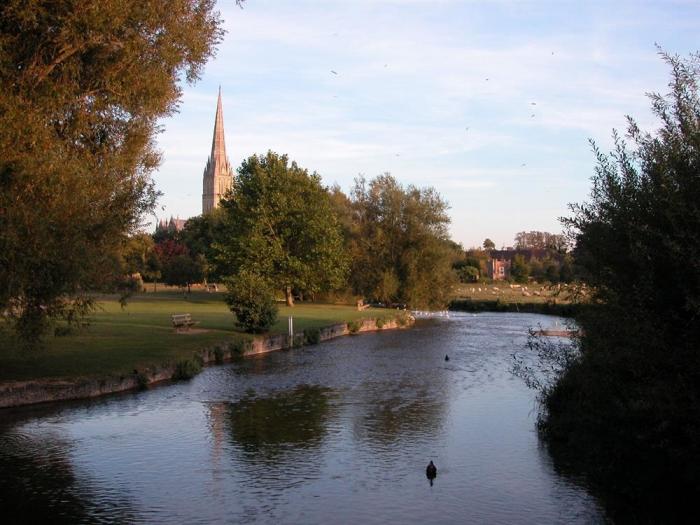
<box><xmin>426</xmin><ymin>460</ymin><xmax>437</xmax><ymax>486</ymax></box>
<box><xmin>445</xmin><ymin>355</ymin><xmax>450</xmax><ymax>362</ymax></box>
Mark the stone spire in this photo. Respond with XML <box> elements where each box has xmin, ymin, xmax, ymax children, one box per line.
<box><xmin>202</xmin><ymin>87</ymin><xmax>233</xmax><ymax>214</ymax></box>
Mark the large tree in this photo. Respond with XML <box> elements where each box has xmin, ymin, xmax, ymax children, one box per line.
<box><xmin>541</xmin><ymin>51</ymin><xmax>700</xmax><ymax>518</ymax></box>
<box><xmin>347</xmin><ymin>174</ymin><xmax>457</xmax><ymax>309</ymax></box>
<box><xmin>0</xmin><ymin>1</ymin><xmax>224</xmax><ymax>343</ymax></box>
<box><xmin>216</xmin><ymin>151</ymin><xmax>348</xmax><ymax>306</ymax></box>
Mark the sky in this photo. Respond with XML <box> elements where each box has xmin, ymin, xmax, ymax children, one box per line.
<box><xmin>152</xmin><ymin>0</ymin><xmax>699</xmax><ymax>248</ymax></box>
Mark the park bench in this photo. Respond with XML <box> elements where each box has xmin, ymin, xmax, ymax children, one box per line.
<box><xmin>171</xmin><ymin>313</ymin><xmax>198</xmax><ymax>331</ymax></box>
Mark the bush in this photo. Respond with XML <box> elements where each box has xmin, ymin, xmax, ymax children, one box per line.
<box><xmin>304</xmin><ymin>327</ymin><xmax>321</xmax><ymax>345</ymax></box>
<box><xmin>542</xmin><ymin>51</ymin><xmax>700</xmax><ymax>519</ymax></box>
<box><xmin>228</xmin><ymin>338</ymin><xmax>246</xmax><ymax>354</ymax></box>
<box><xmin>223</xmin><ymin>271</ymin><xmax>278</xmax><ymax>333</ymax></box>
<box><xmin>213</xmin><ymin>346</ymin><xmax>225</xmax><ymax>364</ymax></box>
<box><xmin>173</xmin><ymin>358</ymin><xmax>202</xmax><ymax>380</ymax></box>
<box><xmin>347</xmin><ymin>320</ymin><xmax>361</xmax><ymax>334</ymax></box>
<box><xmin>135</xmin><ymin>371</ymin><xmax>149</xmax><ymax>390</ymax></box>
<box><xmin>375</xmin><ymin>318</ymin><xmax>385</xmax><ymax>329</ymax></box>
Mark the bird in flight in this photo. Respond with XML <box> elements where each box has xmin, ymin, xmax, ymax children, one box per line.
<box><xmin>530</xmin><ymin>102</ymin><xmax>537</xmax><ymax>106</ymax></box>
<box><xmin>330</xmin><ymin>70</ymin><xmax>338</xmax><ymax>75</ymax></box>
<box><xmin>531</xmin><ymin>113</ymin><xmax>535</xmax><ymax>118</ymax></box>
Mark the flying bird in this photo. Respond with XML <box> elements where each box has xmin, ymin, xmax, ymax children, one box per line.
<box><xmin>521</xmin><ymin>163</ymin><xmax>527</xmax><ymax>167</ymax></box>
<box><xmin>330</xmin><ymin>70</ymin><xmax>338</xmax><ymax>75</ymax></box>
<box><xmin>531</xmin><ymin>113</ymin><xmax>535</xmax><ymax>118</ymax></box>
<box><xmin>530</xmin><ymin>102</ymin><xmax>537</xmax><ymax>106</ymax></box>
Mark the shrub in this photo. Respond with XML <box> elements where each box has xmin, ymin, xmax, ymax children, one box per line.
<box><xmin>228</xmin><ymin>339</ymin><xmax>246</xmax><ymax>354</ymax></box>
<box><xmin>375</xmin><ymin>318</ymin><xmax>385</xmax><ymax>329</ymax></box>
<box><xmin>135</xmin><ymin>371</ymin><xmax>149</xmax><ymax>390</ymax></box>
<box><xmin>173</xmin><ymin>358</ymin><xmax>202</xmax><ymax>380</ymax></box>
<box><xmin>304</xmin><ymin>327</ymin><xmax>321</xmax><ymax>345</ymax></box>
<box><xmin>347</xmin><ymin>320</ymin><xmax>361</xmax><ymax>334</ymax></box>
<box><xmin>223</xmin><ymin>271</ymin><xmax>278</xmax><ymax>333</ymax></box>
<box><xmin>213</xmin><ymin>346</ymin><xmax>225</xmax><ymax>364</ymax></box>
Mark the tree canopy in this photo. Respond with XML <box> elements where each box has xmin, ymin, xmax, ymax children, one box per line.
<box><xmin>345</xmin><ymin>174</ymin><xmax>457</xmax><ymax>309</ymax></box>
<box><xmin>0</xmin><ymin>0</ymin><xmax>224</xmax><ymax>343</ymax></box>
<box><xmin>542</xmin><ymin>50</ymin><xmax>700</xmax><ymax>518</ymax></box>
<box><xmin>216</xmin><ymin>151</ymin><xmax>348</xmax><ymax>306</ymax></box>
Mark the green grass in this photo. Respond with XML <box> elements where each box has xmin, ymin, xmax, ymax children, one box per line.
<box><xmin>0</xmin><ymin>290</ymin><xmax>392</xmax><ymax>382</ymax></box>
<box><xmin>453</xmin><ymin>282</ymin><xmax>573</xmax><ymax>304</ymax></box>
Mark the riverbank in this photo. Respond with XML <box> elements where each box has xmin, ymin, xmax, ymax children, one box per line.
<box><xmin>0</xmin><ymin>291</ymin><xmax>412</xmax><ymax>408</ymax></box>
<box><xmin>449</xmin><ymin>298</ymin><xmax>579</xmax><ymax>316</ymax></box>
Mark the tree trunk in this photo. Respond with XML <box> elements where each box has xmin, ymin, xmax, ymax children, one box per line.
<box><xmin>285</xmin><ymin>286</ymin><xmax>294</xmax><ymax>307</ymax></box>
<box><xmin>153</xmin><ymin>281</ymin><xmax>157</xmax><ymax>293</ymax></box>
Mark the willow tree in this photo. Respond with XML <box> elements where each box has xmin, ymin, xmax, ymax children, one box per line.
<box><xmin>0</xmin><ymin>1</ymin><xmax>225</xmax><ymax>344</ymax></box>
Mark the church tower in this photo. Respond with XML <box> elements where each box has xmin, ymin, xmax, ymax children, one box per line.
<box><xmin>202</xmin><ymin>88</ymin><xmax>233</xmax><ymax>214</ymax></box>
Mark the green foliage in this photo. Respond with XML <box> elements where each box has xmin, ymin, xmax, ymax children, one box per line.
<box><xmin>216</xmin><ymin>151</ymin><xmax>348</xmax><ymax>307</ymax></box>
<box><xmin>347</xmin><ymin>320</ymin><xmax>361</xmax><ymax>334</ymax></box>
<box><xmin>482</xmin><ymin>238</ymin><xmax>495</xmax><ymax>250</ymax></box>
<box><xmin>0</xmin><ymin>0</ymin><xmax>224</xmax><ymax>344</ymax></box>
<box><xmin>173</xmin><ymin>358</ymin><xmax>202</xmax><ymax>380</ymax></box>
<box><xmin>213</xmin><ymin>346</ymin><xmax>225</xmax><ymax>364</ymax></box>
<box><xmin>162</xmin><ymin>254</ymin><xmax>204</xmax><ymax>292</ymax></box>
<box><xmin>375</xmin><ymin>318</ymin><xmax>385</xmax><ymax>329</ymax></box>
<box><xmin>454</xmin><ymin>263</ymin><xmax>480</xmax><ymax>283</ymax></box>
<box><xmin>304</xmin><ymin>327</ymin><xmax>321</xmax><ymax>345</ymax></box>
<box><xmin>510</xmin><ymin>254</ymin><xmax>530</xmax><ymax>283</ymax></box>
<box><xmin>135</xmin><ymin>371</ymin><xmax>150</xmax><ymax>390</ymax></box>
<box><xmin>228</xmin><ymin>339</ymin><xmax>246</xmax><ymax>354</ymax></box>
<box><xmin>543</xmin><ymin>50</ymin><xmax>700</xmax><ymax>517</ymax></box>
<box><xmin>179</xmin><ymin>209</ymin><xmax>225</xmax><ymax>281</ymax></box>
<box><xmin>346</xmin><ymin>175</ymin><xmax>457</xmax><ymax>310</ymax></box>
<box><xmin>223</xmin><ymin>271</ymin><xmax>278</xmax><ymax>333</ymax></box>
<box><xmin>514</xmin><ymin>231</ymin><xmax>568</xmax><ymax>251</ymax></box>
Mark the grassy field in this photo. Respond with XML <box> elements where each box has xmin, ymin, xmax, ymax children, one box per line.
<box><xmin>0</xmin><ymin>290</ymin><xmax>393</xmax><ymax>382</ymax></box>
<box><xmin>453</xmin><ymin>282</ymin><xmax>574</xmax><ymax>304</ymax></box>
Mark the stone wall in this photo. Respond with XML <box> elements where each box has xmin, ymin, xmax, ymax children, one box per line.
<box><xmin>0</xmin><ymin>314</ymin><xmax>414</xmax><ymax>409</ymax></box>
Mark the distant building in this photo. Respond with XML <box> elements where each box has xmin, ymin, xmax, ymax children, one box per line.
<box><xmin>202</xmin><ymin>88</ymin><xmax>233</xmax><ymax>214</ymax></box>
<box><xmin>486</xmin><ymin>248</ymin><xmax>552</xmax><ymax>280</ymax></box>
<box><xmin>155</xmin><ymin>216</ymin><xmax>187</xmax><ymax>235</ymax></box>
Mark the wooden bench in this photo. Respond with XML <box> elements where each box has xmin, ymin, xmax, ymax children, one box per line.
<box><xmin>171</xmin><ymin>313</ymin><xmax>198</xmax><ymax>331</ymax></box>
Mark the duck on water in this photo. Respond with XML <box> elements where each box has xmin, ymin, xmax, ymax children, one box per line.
<box><xmin>426</xmin><ymin>461</ymin><xmax>437</xmax><ymax>486</ymax></box>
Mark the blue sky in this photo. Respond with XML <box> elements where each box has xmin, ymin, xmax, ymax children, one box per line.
<box><xmin>153</xmin><ymin>0</ymin><xmax>699</xmax><ymax>248</ymax></box>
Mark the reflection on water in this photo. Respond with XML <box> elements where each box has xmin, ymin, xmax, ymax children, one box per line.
<box><xmin>0</xmin><ymin>313</ymin><xmax>607</xmax><ymax>524</ymax></box>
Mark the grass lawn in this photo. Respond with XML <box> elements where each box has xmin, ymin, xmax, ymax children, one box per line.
<box><xmin>0</xmin><ymin>290</ymin><xmax>393</xmax><ymax>382</ymax></box>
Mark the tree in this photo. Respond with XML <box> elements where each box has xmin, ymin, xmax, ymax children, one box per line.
<box><xmin>162</xmin><ymin>254</ymin><xmax>203</xmax><ymax>293</ymax></box>
<box><xmin>510</xmin><ymin>254</ymin><xmax>529</xmax><ymax>283</ymax></box>
<box><xmin>541</xmin><ymin>51</ymin><xmax>700</xmax><ymax>517</ymax></box>
<box><xmin>482</xmin><ymin>238</ymin><xmax>496</xmax><ymax>250</ymax></box>
<box><xmin>223</xmin><ymin>270</ymin><xmax>278</xmax><ymax>333</ymax></box>
<box><xmin>347</xmin><ymin>175</ymin><xmax>457</xmax><ymax>309</ymax></box>
<box><xmin>216</xmin><ymin>151</ymin><xmax>348</xmax><ymax>306</ymax></box>
<box><xmin>0</xmin><ymin>1</ymin><xmax>224</xmax><ymax>344</ymax></box>
<box><xmin>179</xmin><ymin>209</ymin><xmax>225</xmax><ymax>283</ymax></box>
<box><xmin>514</xmin><ymin>231</ymin><xmax>567</xmax><ymax>252</ymax></box>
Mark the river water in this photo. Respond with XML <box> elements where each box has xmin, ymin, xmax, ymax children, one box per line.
<box><xmin>0</xmin><ymin>312</ymin><xmax>606</xmax><ymax>524</ymax></box>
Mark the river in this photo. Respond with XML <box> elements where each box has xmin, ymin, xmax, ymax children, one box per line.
<box><xmin>0</xmin><ymin>312</ymin><xmax>606</xmax><ymax>524</ymax></box>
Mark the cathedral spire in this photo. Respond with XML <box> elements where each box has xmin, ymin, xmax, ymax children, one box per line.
<box><xmin>211</xmin><ymin>86</ymin><xmax>227</xmax><ymax>163</ymax></box>
<box><xmin>202</xmin><ymin>87</ymin><xmax>233</xmax><ymax>214</ymax></box>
